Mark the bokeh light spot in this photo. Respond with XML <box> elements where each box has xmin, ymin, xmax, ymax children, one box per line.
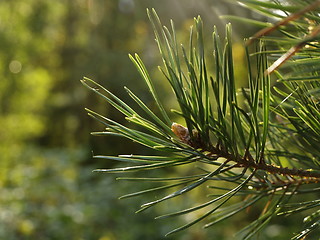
<box><xmin>9</xmin><ymin>60</ymin><xmax>22</xmax><ymax>74</ymax></box>
<box><xmin>118</xmin><ymin>0</ymin><xmax>135</xmax><ymax>13</ymax></box>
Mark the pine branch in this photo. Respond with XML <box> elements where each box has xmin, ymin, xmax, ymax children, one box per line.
<box><xmin>83</xmin><ymin>3</ymin><xmax>320</xmax><ymax>238</ymax></box>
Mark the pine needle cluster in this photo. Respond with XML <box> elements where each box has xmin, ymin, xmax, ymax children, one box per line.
<box><xmin>82</xmin><ymin>1</ymin><xmax>320</xmax><ymax>238</ymax></box>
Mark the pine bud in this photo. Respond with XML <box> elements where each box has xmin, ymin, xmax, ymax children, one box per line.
<box><xmin>171</xmin><ymin>122</ymin><xmax>190</xmax><ymax>144</ymax></box>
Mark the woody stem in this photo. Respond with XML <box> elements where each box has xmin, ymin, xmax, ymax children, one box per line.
<box><xmin>207</xmin><ymin>145</ymin><xmax>320</xmax><ymax>179</ymax></box>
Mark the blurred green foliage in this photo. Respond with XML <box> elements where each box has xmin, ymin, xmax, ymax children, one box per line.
<box><xmin>0</xmin><ymin>0</ymin><xmax>284</xmax><ymax>239</ymax></box>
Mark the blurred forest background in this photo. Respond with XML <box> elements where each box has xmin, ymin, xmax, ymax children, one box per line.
<box><xmin>0</xmin><ymin>0</ymin><xmax>276</xmax><ymax>239</ymax></box>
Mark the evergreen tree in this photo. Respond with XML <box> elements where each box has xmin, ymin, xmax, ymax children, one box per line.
<box><xmin>83</xmin><ymin>1</ymin><xmax>320</xmax><ymax>239</ymax></box>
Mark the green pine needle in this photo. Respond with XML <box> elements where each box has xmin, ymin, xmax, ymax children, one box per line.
<box><xmin>83</xmin><ymin>3</ymin><xmax>320</xmax><ymax>238</ymax></box>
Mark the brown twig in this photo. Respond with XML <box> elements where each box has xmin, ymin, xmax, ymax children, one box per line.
<box><xmin>212</xmin><ymin>145</ymin><xmax>320</xmax><ymax>179</ymax></box>
<box><xmin>171</xmin><ymin>123</ymin><xmax>320</xmax><ymax>180</ymax></box>
<box><xmin>266</xmin><ymin>24</ymin><xmax>320</xmax><ymax>74</ymax></box>
<box><xmin>246</xmin><ymin>0</ymin><xmax>320</xmax><ymax>45</ymax></box>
